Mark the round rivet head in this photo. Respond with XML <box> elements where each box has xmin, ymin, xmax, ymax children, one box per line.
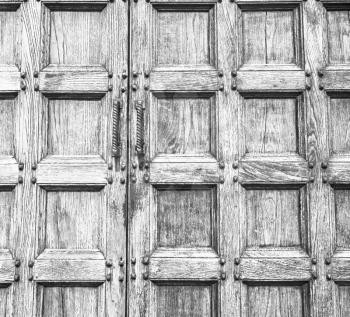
<box><xmin>219</xmin><ymin>84</ymin><xmax>224</xmax><ymax>91</ymax></box>
<box><xmin>219</xmin><ymin>257</ymin><xmax>226</xmax><ymax>265</ymax></box>
<box><xmin>143</xmin><ymin>272</ymin><xmax>149</xmax><ymax>280</ymax></box>
<box><xmin>144</xmin><ymin>161</ymin><xmax>150</xmax><ymax>169</ymax></box>
<box><xmin>144</xmin><ymin>85</ymin><xmax>149</xmax><ymax>90</ymax></box>
<box><xmin>234</xmin><ymin>273</ymin><xmax>240</xmax><ymax>280</ymax></box>
<box><xmin>28</xmin><ymin>274</ymin><xmax>33</xmax><ymax>281</ymax></box>
<box><xmin>120</xmin><ymin>177</ymin><xmax>126</xmax><ymax>184</ymax></box>
<box><xmin>132</xmin><ymin>161</ymin><xmax>137</xmax><ymax>169</ymax></box>
<box><xmin>119</xmin><ymin>258</ymin><xmax>124</xmax><ymax>267</ymax></box>
<box><xmin>121</xmin><ymin>162</ymin><xmax>126</xmax><ymax>171</ymax></box>
<box><xmin>119</xmin><ymin>275</ymin><xmax>124</xmax><ymax>282</ymax></box>
<box><xmin>18</xmin><ymin>176</ymin><xmax>23</xmax><ymax>184</ymax></box>
<box><xmin>133</xmin><ymin>71</ymin><xmax>138</xmax><ymax>77</ymax></box>
<box><xmin>219</xmin><ymin>161</ymin><xmax>225</xmax><ymax>169</ymax></box>
<box><xmin>308</xmin><ymin>161</ymin><xmax>314</xmax><ymax>169</ymax></box>
<box><xmin>321</xmin><ymin>161</ymin><xmax>328</xmax><ymax>169</ymax></box>
<box><xmin>306</xmin><ymin>83</ymin><xmax>311</xmax><ymax>91</ymax></box>
<box><xmin>121</xmin><ymin>87</ymin><xmax>126</xmax><ymax>93</ymax></box>
<box><xmin>231</xmin><ymin>70</ymin><xmax>237</xmax><ymax>77</ymax></box>
<box><xmin>234</xmin><ymin>258</ymin><xmax>240</xmax><ymax>265</ymax></box>
<box><xmin>32</xmin><ymin>164</ymin><xmax>37</xmax><ymax>170</ymax></box>
<box><xmin>231</xmin><ymin>84</ymin><xmax>237</xmax><ymax>90</ymax></box>
<box><xmin>108</xmin><ymin>163</ymin><xmax>113</xmax><ymax>170</ymax></box>
<box><xmin>107</xmin><ymin>176</ymin><xmax>113</xmax><ymax>184</ymax></box>
<box><xmin>131</xmin><ymin>176</ymin><xmax>137</xmax><ymax>183</ymax></box>
<box><xmin>106</xmin><ymin>259</ymin><xmax>113</xmax><ymax>267</ymax></box>
<box><xmin>312</xmin><ymin>272</ymin><xmax>318</xmax><ymax>279</ymax></box>
<box><xmin>318</xmin><ymin>70</ymin><xmax>324</xmax><ymax>77</ymax></box>
<box><xmin>106</xmin><ymin>273</ymin><xmax>112</xmax><ymax>281</ymax></box>
<box><xmin>305</xmin><ymin>70</ymin><xmax>311</xmax><ymax>77</ymax></box>
<box><xmin>131</xmin><ymin>273</ymin><xmax>136</xmax><ymax>279</ymax></box>
<box><xmin>326</xmin><ymin>273</ymin><xmax>332</xmax><ymax>280</ymax></box>
<box><xmin>233</xmin><ymin>176</ymin><xmax>238</xmax><ymax>183</ymax></box>
<box><xmin>131</xmin><ymin>257</ymin><xmax>136</xmax><ymax>264</ymax></box>
<box><xmin>132</xmin><ymin>84</ymin><xmax>138</xmax><ymax>91</ymax></box>
<box><xmin>322</xmin><ymin>175</ymin><xmax>328</xmax><ymax>184</ymax></box>
<box><xmin>15</xmin><ymin>259</ymin><xmax>21</xmax><ymax>267</ymax></box>
<box><xmin>20</xmin><ymin>81</ymin><xmax>26</xmax><ymax>90</ymax></box>
<box><xmin>21</xmin><ymin>71</ymin><xmax>26</xmax><ymax>79</ymax></box>
<box><xmin>309</xmin><ymin>176</ymin><xmax>315</xmax><ymax>183</ymax></box>
<box><xmin>142</xmin><ymin>256</ymin><xmax>150</xmax><ymax>265</ymax></box>
<box><xmin>34</xmin><ymin>83</ymin><xmax>39</xmax><ymax>91</ymax></box>
<box><xmin>232</xmin><ymin>161</ymin><xmax>239</xmax><ymax>169</ymax></box>
<box><xmin>319</xmin><ymin>84</ymin><xmax>324</xmax><ymax>90</ymax></box>
<box><xmin>325</xmin><ymin>258</ymin><xmax>331</xmax><ymax>265</ymax></box>
<box><xmin>144</xmin><ymin>71</ymin><xmax>150</xmax><ymax>78</ymax></box>
<box><xmin>14</xmin><ymin>274</ymin><xmax>20</xmax><ymax>282</ymax></box>
<box><xmin>19</xmin><ymin>163</ymin><xmax>24</xmax><ymax>171</ymax></box>
<box><xmin>220</xmin><ymin>272</ymin><xmax>226</xmax><ymax>280</ymax></box>
<box><xmin>219</xmin><ymin>176</ymin><xmax>224</xmax><ymax>184</ymax></box>
<box><xmin>311</xmin><ymin>258</ymin><xmax>317</xmax><ymax>265</ymax></box>
<box><xmin>144</xmin><ymin>174</ymin><xmax>150</xmax><ymax>183</ymax></box>
<box><xmin>28</xmin><ymin>260</ymin><xmax>34</xmax><ymax>268</ymax></box>
<box><xmin>218</xmin><ymin>70</ymin><xmax>224</xmax><ymax>77</ymax></box>
<box><xmin>122</xmin><ymin>71</ymin><xmax>127</xmax><ymax>79</ymax></box>
<box><xmin>108</xmin><ymin>84</ymin><xmax>113</xmax><ymax>91</ymax></box>
<box><xmin>33</xmin><ymin>71</ymin><xmax>39</xmax><ymax>78</ymax></box>
<box><xmin>108</xmin><ymin>71</ymin><xmax>113</xmax><ymax>78</ymax></box>
<box><xmin>31</xmin><ymin>177</ymin><xmax>37</xmax><ymax>184</ymax></box>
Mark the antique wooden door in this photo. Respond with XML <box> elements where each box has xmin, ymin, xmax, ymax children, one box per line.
<box><xmin>0</xmin><ymin>0</ymin><xmax>128</xmax><ymax>315</ymax></box>
<box><xmin>129</xmin><ymin>0</ymin><xmax>350</xmax><ymax>316</ymax></box>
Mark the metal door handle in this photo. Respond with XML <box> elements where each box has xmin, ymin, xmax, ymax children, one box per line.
<box><xmin>135</xmin><ymin>100</ymin><xmax>145</xmax><ymax>155</ymax></box>
<box><xmin>112</xmin><ymin>99</ymin><xmax>122</xmax><ymax>157</ymax></box>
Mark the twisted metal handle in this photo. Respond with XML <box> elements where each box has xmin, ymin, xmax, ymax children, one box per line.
<box><xmin>112</xmin><ymin>99</ymin><xmax>122</xmax><ymax>157</ymax></box>
<box><xmin>135</xmin><ymin>100</ymin><xmax>145</xmax><ymax>155</ymax></box>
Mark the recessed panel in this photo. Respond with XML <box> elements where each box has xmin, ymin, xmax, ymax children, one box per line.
<box><xmin>156</xmin><ymin>283</ymin><xmax>217</xmax><ymax>317</ymax></box>
<box><xmin>0</xmin><ymin>98</ymin><xmax>15</xmax><ymax>156</ymax></box>
<box><xmin>39</xmin><ymin>286</ymin><xmax>98</xmax><ymax>317</ymax></box>
<box><xmin>155</xmin><ymin>6</ymin><xmax>215</xmax><ymax>66</ymax></box>
<box><xmin>0</xmin><ymin>288</ymin><xmax>10</xmax><ymax>316</ymax></box>
<box><xmin>0</xmin><ymin>191</ymin><xmax>13</xmax><ymax>249</ymax></box>
<box><xmin>45</xmin><ymin>191</ymin><xmax>102</xmax><ymax>249</ymax></box>
<box><xmin>330</xmin><ymin>98</ymin><xmax>350</xmax><ymax>154</ymax></box>
<box><xmin>47</xmin><ymin>99</ymin><xmax>102</xmax><ymax>155</ymax></box>
<box><xmin>242</xmin><ymin>9</ymin><xmax>298</xmax><ymax>65</ymax></box>
<box><xmin>335</xmin><ymin>190</ymin><xmax>350</xmax><ymax>249</ymax></box>
<box><xmin>246</xmin><ymin>189</ymin><xmax>302</xmax><ymax>248</ymax></box>
<box><xmin>338</xmin><ymin>285</ymin><xmax>350</xmax><ymax>317</ymax></box>
<box><xmin>157</xmin><ymin>187</ymin><xmax>216</xmax><ymax>248</ymax></box>
<box><xmin>328</xmin><ymin>10</ymin><xmax>350</xmax><ymax>65</ymax></box>
<box><xmin>247</xmin><ymin>284</ymin><xmax>306</xmax><ymax>317</ymax></box>
<box><xmin>156</xmin><ymin>94</ymin><xmax>215</xmax><ymax>155</ymax></box>
<box><xmin>0</xmin><ymin>9</ymin><xmax>19</xmax><ymax>65</ymax></box>
<box><xmin>49</xmin><ymin>10</ymin><xmax>103</xmax><ymax>65</ymax></box>
<box><xmin>244</xmin><ymin>98</ymin><xmax>298</xmax><ymax>154</ymax></box>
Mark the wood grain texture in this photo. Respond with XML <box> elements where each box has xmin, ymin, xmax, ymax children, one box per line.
<box><xmin>0</xmin><ymin>98</ymin><xmax>15</xmax><ymax>156</ymax></box>
<box><xmin>334</xmin><ymin>189</ymin><xmax>350</xmax><ymax>249</ymax></box>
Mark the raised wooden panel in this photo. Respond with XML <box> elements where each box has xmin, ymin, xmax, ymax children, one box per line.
<box><xmin>240</xmin><ymin>7</ymin><xmax>301</xmax><ymax>66</ymax></box>
<box><xmin>0</xmin><ymin>7</ymin><xmax>20</xmax><ymax>66</ymax></box>
<box><xmin>334</xmin><ymin>189</ymin><xmax>350</xmax><ymax>249</ymax></box>
<box><xmin>47</xmin><ymin>99</ymin><xmax>102</xmax><ymax>156</ymax></box>
<box><xmin>245</xmin><ymin>189</ymin><xmax>303</xmax><ymax>248</ymax></box>
<box><xmin>154</xmin><ymin>5</ymin><xmax>215</xmax><ymax>67</ymax></box>
<box><xmin>44</xmin><ymin>191</ymin><xmax>102</xmax><ymax>249</ymax></box>
<box><xmin>48</xmin><ymin>9</ymin><xmax>105</xmax><ymax>66</ymax></box>
<box><xmin>246</xmin><ymin>283</ymin><xmax>307</xmax><ymax>317</ymax></box>
<box><xmin>156</xmin><ymin>186</ymin><xmax>216</xmax><ymax>248</ymax></box>
<box><xmin>338</xmin><ymin>285</ymin><xmax>350</xmax><ymax>317</ymax></box>
<box><xmin>243</xmin><ymin>98</ymin><xmax>298</xmax><ymax>154</ymax></box>
<box><xmin>0</xmin><ymin>98</ymin><xmax>15</xmax><ymax>156</ymax></box>
<box><xmin>37</xmin><ymin>286</ymin><xmax>99</xmax><ymax>317</ymax></box>
<box><xmin>0</xmin><ymin>287</ymin><xmax>10</xmax><ymax>315</ymax></box>
<box><xmin>0</xmin><ymin>191</ymin><xmax>13</xmax><ymax>249</ymax></box>
<box><xmin>156</xmin><ymin>282</ymin><xmax>217</xmax><ymax>317</ymax></box>
<box><xmin>155</xmin><ymin>93</ymin><xmax>215</xmax><ymax>155</ymax></box>
<box><xmin>327</xmin><ymin>9</ymin><xmax>350</xmax><ymax>65</ymax></box>
<box><xmin>330</xmin><ymin>98</ymin><xmax>350</xmax><ymax>154</ymax></box>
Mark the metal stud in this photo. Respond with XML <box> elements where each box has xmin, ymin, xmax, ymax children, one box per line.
<box><xmin>131</xmin><ymin>176</ymin><xmax>137</xmax><ymax>183</ymax></box>
<box><xmin>122</xmin><ymin>71</ymin><xmax>127</xmax><ymax>79</ymax></box>
<box><xmin>131</xmin><ymin>257</ymin><xmax>136</xmax><ymax>264</ymax></box>
<box><xmin>18</xmin><ymin>176</ymin><xmax>23</xmax><ymax>184</ymax></box>
<box><xmin>144</xmin><ymin>84</ymin><xmax>149</xmax><ymax>90</ymax></box>
<box><xmin>120</xmin><ymin>177</ymin><xmax>126</xmax><ymax>184</ymax></box>
<box><xmin>108</xmin><ymin>71</ymin><xmax>113</xmax><ymax>78</ymax></box>
<box><xmin>144</xmin><ymin>71</ymin><xmax>150</xmax><ymax>78</ymax></box>
<box><xmin>232</xmin><ymin>161</ymin><xmax>238</xmax><ymax>169</ymax></box>
<box><xmin>231</xmin><ymin>83</ymin><xmax>237</xmax><ymax>90</ymax></box>
<box><xmin>220</xmin><ymin>272</ymin><xmax>226</xmax><ymax>280</ymax></box>
<box><xmin>312</xmin><ymin>271</ymin><xmax>318</xmax><ymax>280</ymax></box>
<box><xmin>108</xmin><ymin>163</ymin><xmax>113</xmax><ymax>170</ymax></box>
<box><xmin>311</xmin><ymin>258</ymin><xmax>317</xmax><ymax>265</ymax></box>
<box><xmin>119</xmin><ymin>258</ymin><xmax>124</xmax><ymax>267</ymax></box>
<box><xmin>131</xmin><ymin>273</ymin><xmax>136</xmax><ymax>279</ymax></box>
<box><xmin>121</xmin><ymin>87</ymin><xmax>126</xmax><ymax>93</ymax></box>
<box><xmin>305</xmin><ymin>70</ymin><xmax>311</xmax><ymax>77</ymax></box>
<box><xmin>34</xmin><ymin>83</ymin><xmax>39</xmax><ymax>91</ymax></box>
<box><xmin>219</xmin><ymin>84</ymin><xmax>224</xmax><ymax>91</ymax></box>
<box><xmin>231</xmin><ymin>70</ymin><xmax>237</xmax><ymax>77</ymax></box>
<box><xmin>319</xmin><ymin>84</ymin><xmax>324</xmax><ymax>90</ymax></box>
<box><xmin>19</xmin><ymin>163</ymin><xmax>24</xmax><ymax>171</ymax></box>
<box><xmin>31</xmin><ymin>177</ymin><xmax>37</xmax><ymax>184</ymax></box>
<box><xmin>143</xmin><ymin>272</ymin><xmax>149</xmax><ymax>280</ymax></box>
<box><xmin>308</xmin><ymin>161</ymin><xmax>314</xmax><ymax>169</ymax></box>
<box><xmin>325</xmin><ymin>258</ymin><xmax>331</xmax><ymax>265</ymax></box>
<box><xmin>144</xmin><ymin>173</ymin><xmax>150</xmax><ymax>183</ymax></box>
<box><xmin>28</xmin><ymin>274</ymin><xmax>33</xmax><ymax>281</ymax></box>
<box><xmin>32</xmin><ymin>164</ymin><xmax>37</xmax><ymax>170</ymax></box>
<box><xmin>132</xmin><ymin>161</ymin><xmax>137</xmax><ymax>169</ymax></box>
<box><xmin>306</xmin><ymin>83</ymin><xmax>311</xmax><ymax>91</ymax></box>
<box><xmin>121</xmin><ymin>161</ymin><xmax>126</xmax><ymax>171</ymax></box>
<box><xmin>321</xmin><ymin>161</ymin><xmax>328</xmax><ymax>169</ymax></box>
<box><xmin>106</xmin><ymin>273</ymin><xmax>112</xmax><ymax>281</ymax></box>
<box><xmin>218</xmin><ymin>70</ymin><xmax>224</xmax><ymax>77</ymax></box>
<box><xmin>133</xmin><ymin>71</ymin><xmax>138</xmax><ymax>77</ymax></box>
<box><xmin>119</xmin><ymin>275</ymin><xmax>124</xmax><ymax>282</ymax></box>
<box><xmin>28</xmin><ymin>260</ymin><xmax>34</xmax><ymax>268</ymax></box>
<box><xmin>219</xmin><ymin>176</ymin><xmax>225</xmax><ymax>184</ymax></box>
<box><xmin>234</xmin><ymin>273</ymin><xmax>241</xmax><ymax>280</ymax></box>
<box><xmin>14</xmin><ymin>274</ymin><xmax>20</xmax><ymax>282</ymax></box>
<box><xmin>219</xmin><ymin>161</ymin><xmax>225</xmax><ymax>169</ymax></box>
<box><xmin>15</xmin><ymin>259</ymin><xmax>21</xmax><ymax>267</ymax></box>
<box><xmin>20</xmin><ymin>81</ymin><xmax>26</xmax><ymax>90</ymax></box>
<box><xmin>107</xmin><ymin>176</ymin><xmax>113</xmax><ymax>184</ymax></box>
<box><xmin>144</xmin><ymin>161</ymin><xmax>150</xmax><ymax>169</ymax></box>
<box><xmin>322</xmin><ymin>175</ymin><xmax>328</xmax><ymax>184</ymax></box>
<box><xmin>233</xmin><ymin>175</ymin><xmax>238</xmax><ymax>183</ymax></box>
<box><xmin>326</xmin><ymin>273</ymin><xmax>332</xmax><ymax>280</ymax></box>
<box><xmin>142</xmin><ymin>256</ymin><xmax>150</xmax><ymax>265</ymax></box>
<box><xmin>318</xmin><ymin>70</ymin><xmax>324</xmax><ymax>77</ymax></box>
<box><xmin>219</xmin><ymin>257</ymin><xmax>226</xmax><ymax>265</ymax></box>
<box><xmin>108</xmin><ymin>84</ymin><xmax>113</xmax><ymax>91</ymax></box>
<box><xmin>33</xmin><ymin>71</ymin><xmax>39</xmax><ymax>78</ymax></box>
<box><xmin>309</xmin><ymin>176</ymin><xmax>315</xmax><ymax>183</ymax></box>
<box><xmin>21</xmin><ymin>71</ymin><xmax>26</xmax><ymax>79</ymax></box>
<box><xmin>234</xmin><ymin>258</ymin><xmax>240</xmax><ymax>265</ymax></box>
<box><xmin>132</xmin><ymin>84</ymin><xmax>138</xmax><ymax>91</ymax></box>
<box><xmin>106</xmin><ymin>259</ymin><xmax>113</xmax><ymax>267</ymax></box>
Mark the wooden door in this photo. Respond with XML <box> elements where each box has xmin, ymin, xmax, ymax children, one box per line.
<box><xmin>129</xmin><ymin>0</ymin><xmax>350</xmax><ymax>316</ymax></box>
<box><xmin>0</xmin><ymin>0</ymin><xmax>128</xmax><ymax>315</ymax></box>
